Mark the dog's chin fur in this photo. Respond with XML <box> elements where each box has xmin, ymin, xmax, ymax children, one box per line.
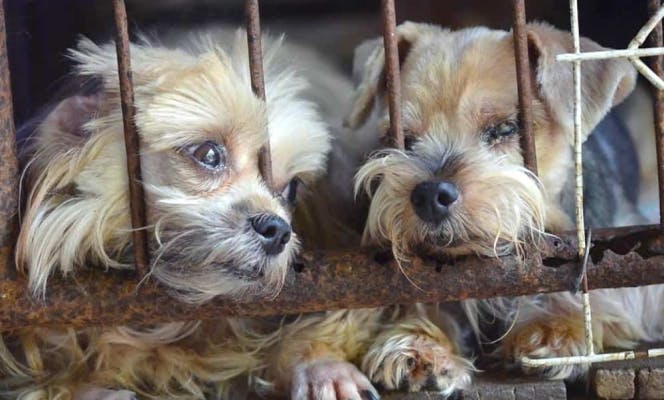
<box><xmin>146</xmin><ymin>182</ymin><xmax>297</xmax><ymax>303</ymax></box>
<box><xmin>15</xmin><ymin>29</ymin><xmax>330</xmax><ymax>304</ymax></box>
<box><xmin>356</xmin><ymin>133</ymin><xmax>546</xmax><ymax>261</ymax></box>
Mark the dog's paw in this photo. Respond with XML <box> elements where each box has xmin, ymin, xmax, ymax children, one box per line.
<box><xmin>73</xmin><ymin>386</ymin><xmax>137</xmax><ymax>400</ymax></box>
<box><xmin>291</xmin><ymin>359</ymin><xmax>380</xmax><ymax>400</ymax></box>
<box><xmin>504</xmin><ymin>317</ymin><xmax>588</xmax><ymax>380</ymax></box>
<box><xmin>362</xmin><ymin>324</ymin><xmax>472</xmax><ymax>396</ymax></box>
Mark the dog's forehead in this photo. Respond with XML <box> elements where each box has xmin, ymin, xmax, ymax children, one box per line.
<box><xmin>129</xmin><ymin>45</ymin><xmax>329</xmax><ymax>191</ymax></box>
<box><xmin>403</xmin><ymin>28</ymin><xmax>518</xmax><ymax>131</ymax></box>
<box><xmin>135</xmin><ymin>51</ymin><xmax>266</xmax><ymax>161</ymax></box>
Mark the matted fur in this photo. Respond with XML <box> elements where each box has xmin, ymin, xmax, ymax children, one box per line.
<box><xmin>4</xmin><ymin>28</ymin><xmax>339</xmax><ymax>400</ymax></box>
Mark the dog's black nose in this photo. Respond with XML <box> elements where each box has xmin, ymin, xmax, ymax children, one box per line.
<box><xmin>250</xmin><ymin>214</ymin><xmax>292</xmax><ymax>256</ymax></box>
<box><xmin>410</xmin><ymin>180</ymin><xmax>459</xmax><ymax>224</ymax></box>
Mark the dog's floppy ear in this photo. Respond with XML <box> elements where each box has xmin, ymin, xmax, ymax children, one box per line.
<box><xmin>43</xmin><ymin>94</ymin><xmax>103</xmax><ymax>138</ymax></box>
<box><xmin>27</xmin><ymin>94</ymin><xmax>105</xmax><ymax>163</ymax></box>
<box><xmin>346</xmin><ymin>22</ymin><xmax>436</xmax><ymax>129</ymax></box>
<box><xmin>526</xmin><ymin>22</ymin><xmax>636</xmax><ymax>143</ymax></box>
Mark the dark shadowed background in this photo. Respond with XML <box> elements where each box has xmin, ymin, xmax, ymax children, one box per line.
<box><xmin>5</xmin><ymin>0</ymin><xmax>650</xmax><ymax>126</ymax></box>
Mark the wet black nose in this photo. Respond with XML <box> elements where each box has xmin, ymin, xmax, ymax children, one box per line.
<box><xmin>410</xmin><ymin>180</ymin><xmax>459</xmax><ymax>224</ymax></box>
<box><xmin>250</xmin><ymin>214</ymin><xmax>292</xmax><ymax>256</ymax></box>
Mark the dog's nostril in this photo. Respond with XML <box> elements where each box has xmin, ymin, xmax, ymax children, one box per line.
<box><xmin>279</xmin><ymin>230</ymin><xmax>291</xmax><ymax>246</ymax></box>
<box><xmin>410</xmin><ymin>180</ymin><xmax>458</xmax><ymax>224</ymax></box>
<box><xmin>436</xmin><ymin>182</ymin><xmax>458</xmax><ymax>206</ymax></box>
<box><xmin>263</xmin><ymin>225</ymin><xmax>277</xmax><ymax>238</ymax></box>
<box><xmin>250</xmin><ymin>214</ymin><xmax>292</xmax><ymax>256</ymax></box>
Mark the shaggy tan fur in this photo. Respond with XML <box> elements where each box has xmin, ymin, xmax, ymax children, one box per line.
<box><xmin>16</xmin><ymin>30</ymin><xmax>331</xmax><ymax>303</ymax></box>
<box><xmin>0</xmin><ymin>28</ymin><xmax>389</xmax><ymax>400</ymax></box>
<box><xmin>340</xmin><ymin>20</ymin><xmax>663</xmax><ymax>391</ymax></box>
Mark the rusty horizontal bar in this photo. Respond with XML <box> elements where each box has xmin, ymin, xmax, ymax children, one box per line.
<box><xmin>648</xmin><ymin>0</ymin><xmax>664</xmax><ymax>225</ymax></box>
<box><xmin>512</xmin><ymin>0</ymin><xmax>539</xmax><ymax>175</ymax></box>
<box><xmin>112</xmin><ymin>0</ymin><xmax>149</xmax><ymax>277</ymax></box>
<box><xmin>245</xmin><ymin>0</ymin><xmax>273</xmax><ymax>191</ymax></box>
<box><xmin>0</xmin><ymin>225</ymin><xmax>663</xmax><ymax>331</ymax></box>
<box><xmin>380</xmin><ymin>0</ymin><xmax>404</xmax><ymax>150</ymax></box>
<box><xmin>0</xmin><ymin>0</ymin><xmax>18</xmax><ymax>280</ymax></box>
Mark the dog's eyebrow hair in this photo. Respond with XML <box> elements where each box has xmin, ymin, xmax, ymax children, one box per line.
<box><xmin>436</xmin><ymin>153</ymin><xmax>463</xmax><ymax>176</ymax></box>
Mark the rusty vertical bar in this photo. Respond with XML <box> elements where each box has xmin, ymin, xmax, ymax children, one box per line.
<box><xmin>512</xmin><ymin>0</ymin><xmax>538</xmax><ymax>175</ymax></box>
<box><xmin>112</xmin><ymin>0</ymin><xmax>149</xmax><ymax>277</ymax></box>
<box><xmin>380</xmin><ymin>0</ymin><xmax>404</xmax><ymax>150</ymax></box>
<box><xmin>648</xmin><ymin>0</ymin><xmax>664</xmax><ymax>225</ymax></box>
<box><xmin>245</xmin><ymin>0</ymin><xmax>273</xmax><ymax>191</ymax></box>
<box><xmin>0</xmin><ymin>0</ymin><xmax>17</xmax><ymax>278</ymax></box>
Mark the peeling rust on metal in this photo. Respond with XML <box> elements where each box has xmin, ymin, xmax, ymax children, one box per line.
<box><xmin>0</xmin><ymin>226</ymin><xmax>662</xmax><ymax>331</ymax></box>
<box><xmin>380</xmin><ymin>0</ymin><xmax>404</xmax><ymax>149</ymax></box>
<box><xmin>0</xmin><ymin>0</ymin><xmax>18</xmax><ymax>280</ymax></box>
<box><xmin>245</xmin><ymin>0</ymin><xmax>273</xmax><ymax>191</ymax></box>
<box><xmin>112</xmin><ymin>0</ymin><xmax>150</xmax><ymax>278</ymax></box>
<box><xmin>512</xmin><ymin>0</ymin><xmax>539</xmax><ymax>175</ymax></box>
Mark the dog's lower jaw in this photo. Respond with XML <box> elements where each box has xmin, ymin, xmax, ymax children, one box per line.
<box><xmin>149</xmin><ymin>245</ymin><xmax>294</xmax><ymax>304</ymax></box>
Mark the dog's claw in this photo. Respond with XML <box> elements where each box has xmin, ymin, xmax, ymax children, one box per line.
<box><xmin>360</xmin><ymin>389</ymin><xmax>380</xmax><ymax>400</ymax></box>
<box><xmin>73</xmin><ymin>386</ymin><xmax>137</xmax><ymax>400</ymax></box>
<box><xmin>292</xmin><ymin>359</ymin><xmax>377</xmax><ymax>400</ymax></box>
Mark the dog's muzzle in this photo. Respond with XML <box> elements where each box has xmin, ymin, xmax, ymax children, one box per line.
<box><xmin>250</xmin><ymin>214</ymin><xmax>292</xmax><ymax>256</ymax></box>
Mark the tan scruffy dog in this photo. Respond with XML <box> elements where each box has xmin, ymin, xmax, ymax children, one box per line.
<box><xmin>340</xmin><ymin>20</ymin><xmax>664</xmax><ymax>391</ymax></box>
<box><xmin>1</xmin><ymin>28</ymin><xmax>389</xmax><ymax>400</ymax></box>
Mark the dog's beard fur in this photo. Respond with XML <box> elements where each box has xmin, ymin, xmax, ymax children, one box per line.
<box><xmin>356</xmin><ymin>132</ymin><xmax>546</xmax><ymax>263</ymax></box>
<box><xmin>15</xmin><ymin>30</ymin><xmax>330</xmax><ymax>304</ymax></box>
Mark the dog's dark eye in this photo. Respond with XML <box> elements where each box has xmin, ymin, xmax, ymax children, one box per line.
<box><xmin>185</xmin><ymin>141</ymin><xmax>226</xmax><ymax>170</ymax></box>
<box><xmin>494</xmin><ymin>121</ymin><xmax>519</xmax><ymax>137</ymax></box>
<box><xmin>404</xmin><ymin>134</ymin><xmax>417</xmax><ymax>151</ymax></box>
<box><xmin>406</xmin><ymin>357</ymin><xmax>416</xmax><ymax>369</ymax></box>
<box><xmin>402</xmin><ymin>128</ymin><xmax>418</xmax><ymax>150</ymax></box>
<box><xmin>281</xmin><ymin>177</ymin><xmax>300</xmax><ymax>204</ymax></box>
<box><xmin>381</xmin><ymin>129</ymin><xmax>417</xmax><ymax>150</ymax></box>
<box><xmin>484</xmin><ymin>120</ymin><xmax>519</xmax><ymax>143</ymax></box>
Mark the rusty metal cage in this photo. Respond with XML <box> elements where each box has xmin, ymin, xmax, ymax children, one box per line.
<box><xmin>0</xmin><ymin>0</ymin><xmax>663</xmax><ymax>334</ymax></box>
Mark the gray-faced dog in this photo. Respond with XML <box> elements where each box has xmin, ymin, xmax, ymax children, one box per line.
<box><xmin>344</xmin><ymin>20</ymin><xmax>663</xmax><ymax>390</ymax></box>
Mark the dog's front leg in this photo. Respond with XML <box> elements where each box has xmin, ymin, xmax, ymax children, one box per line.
<box><xmin>501</xmin><ymin>314</ymin><xmax>589</xmax><ymax>381</ymax></box>
<box><xmin>73</xmin><ymin>386</ymin><xmax>137</xmax><ymax>400</ymax></box>
<box><xmin>265</xmin><ymin>310</ymin><xmax>382</xmax><ymax>400</ymax></box>
<box><xmin>360</xmin><ymin>305</ymin><xmax>473</xmax><ymax>396</ymax></box>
